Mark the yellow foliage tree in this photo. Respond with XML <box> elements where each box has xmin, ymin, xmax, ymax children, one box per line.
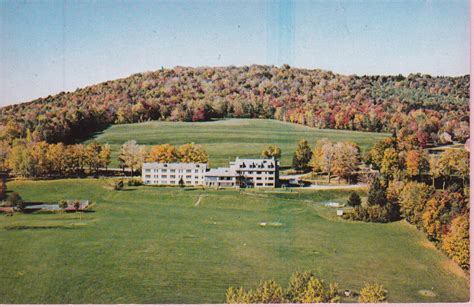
<box><xmin>146</xmin><ymin>144</ymin><xmax>178</xmax><ymax>163</ymax></box>
<box><xmin>261</xmin><ymin>145</ymin><xmax>281</xmax><ymax>159</ymax></box>
<box><xmin>441</xmin><ymin>214</ymin><xmax>470</xmax><ymax>271</ymax></box>
<box><xmin>177</xmin><ymin>143</ymin><xmax>208</xmax><ymax>163</ymax></box>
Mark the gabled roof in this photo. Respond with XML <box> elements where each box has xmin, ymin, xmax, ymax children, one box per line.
<box><xmin>205</xmin><ymin>167</ymin><xmax>237</xmax><ymax>177</ymax></box>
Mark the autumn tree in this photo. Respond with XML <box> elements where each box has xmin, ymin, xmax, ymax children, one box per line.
<box><xmin>332</xmin><ymin>142</ymin><xmax>360</xmax><ymax>183</ymax></box>
<box><xmin>398</xmin><ymin>181</ymin><xmax>433</xmax><ymax>226</ymax></box>
<box><xmin>46</xmin><ymin>143</ymin><xmax>66</xmax><ymax>176</ymax></box>
<box><xmin>85</xmin><ymin>142</ymin><xmax>103</xmax><ymax>175</ymax></box>
<box><xmin>320</xmin><ymin>142</ymin><xmax>337</xmax><ymax>182</ymax></box>
<box><xmin>261</xmin><ymin>145</ymin><xmax>281</xmax><ymax>159</ymax></box>
<box><xmin>405</xmin><ymin>149</ymin><xmax>429</xmax><ymax>178</ymax></box>
<box><xmin>367</xmin><ymin>138</ymin><xmax>397</xmax><ymax>170</ymax></box>
<box><xmin>429</xmin><ymin>155</ymin><xmax>442</xmax><ymax>187</ymax></box>
<box><xmin>177</xmin><ymin>143</ymin><xmax>208</xmax><ymax>163</ymax></box>
<box><xmin>439</xmin><ymin>149</ymin><xmax>469</xmax><ymax>189</ymax></box>
<box><xmin>0</xmin><ymin>140</ymin><xmax>10</xmax><ymax>171</ymax></box>
<box><xmin>441</xmin><ymin>214</ymin><xmax>470</xmax><ymax>271</ymax></box>
<box><xmin>146</xmin><ymin>144</ymin><xmax>178</xmax><ymax>163</ymax></box>
<box><xmin>421</xmin><ymin>195</ymin><xmax>450</xmax><ymax>241</ymax></box>
<box><xmin>292</xmin><ymin>139</ymin><xmax>312</xmax><ymax>171</ymax></box>
<box><xmin>118</xmin><ymin>140</ymin><xmax>146</xmax><ymax>177</ymax></box>
<box><xmin>99</xmin><ymin>144</ymin><xmax>111</xmax><ymax>172</ymax></box>
<box><xmin>7</xmin><ymin>141</ymin><xmax>37</xmax><ymax>178</ymax></box>
<box><xmin>380</xmin><ymin>148</ymin><xmax>401</xmax><ymax>180</ymax></box>
<box><xmin>309</xmin><ymin>139</ymin><xmax>330</xmax><ymax>173</ymax></box>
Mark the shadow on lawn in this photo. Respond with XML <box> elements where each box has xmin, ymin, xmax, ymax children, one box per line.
<box><xmin>4</xmin><ymin>224</ymin><xmax>87</xmax><ymax>231</ymax></box>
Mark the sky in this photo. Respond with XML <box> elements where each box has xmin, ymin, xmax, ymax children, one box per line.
<box><xmin>0</xmin><ymin>0</ymin><xmax>470</xmax><ymax>106</ymax></box>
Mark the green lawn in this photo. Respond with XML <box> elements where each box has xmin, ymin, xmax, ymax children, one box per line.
<box><xmin>0</xmin><ymin>179</ymin><xmax>468</xmax><ymax>303</ymax></box>
<box><xmin>87</xmin><ymin>119</ymin><xmax>390</xmax><ymax>167</ymax></box>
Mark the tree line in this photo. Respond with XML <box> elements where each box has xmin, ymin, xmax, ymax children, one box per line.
<box><xmin>0</xmin><ymin>65</ymin><xmax>468</xmax><ymax>150</ymax></box>
<box><xmin>117</xmin><ymin>141</ymin><xmax>208</xmax><ymax>176</ymax></box>
<box><xmin>0</xmin><ymin>135</ymin><xmax>209</xmax><ymax>178</ymax></box>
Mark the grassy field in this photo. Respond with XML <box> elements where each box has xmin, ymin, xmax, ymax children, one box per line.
<box><xmin>87</xmin><ymin>119</ymin><xmax>390</xmax><ymax>167</ymax></box>
<box><xmin>0</xmin><ymin>179</ymin><xmax>468</xmax><ymax>303</ymax></box>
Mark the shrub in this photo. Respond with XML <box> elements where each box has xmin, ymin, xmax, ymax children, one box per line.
<box><xmin>358</xmin><ymin>282</ymin><xmax>387</xmax><ymax>303</ymax></box>
<box><xmin>127</xmin><ymin>178</ymin><xmax>142</xmax><ymax>186</ymax></box>
<box><xmin>58</xmin><ymin>199</ymin><xmax>68</xmax><ymax>209</ymax></box>
<box><xmin>345</xmin><ymin>203</ymin><xmax>398</xmax><ymax>223</ymax></box>
<box><xmin>253</xmin><ymin>280</ymin><xmax>285</xmax><ymax>303</ymax></box>
<box><xmin>6</xmin><ymin>192</ymin><xmax>25</xmax><ymax>211</ymax></box>
<box><xmin>347</xmin><ymin>192</ymin><xmax>361</xmax><ymax>207</ymax></box>
<box><xmin>226</xmin><ymin>272</ymin><xmax>340</xmax><ymax>304</ymax></box>
<box><xmin>226</xmin><ymin>287</ymin><xmax>252</xmax><ymax>304</ymax></box>
<box><xmin>301</xmin><ymin>276</ymin><xmax>340</xmax><ymax>303</ymax></box>
<box><xmin>286</xmin><ymin>271</ymin><xmax>314</xmax><ymax>303</ymax></box>
<box><xmin>114</xmin><ymin>180</ymin><xmax>124</xmax><ymax>190</ymax></box>
<box><xmin>71</xmin><ymin>200</ymin><xmax>81</xmax><ymax>211</ymax></box>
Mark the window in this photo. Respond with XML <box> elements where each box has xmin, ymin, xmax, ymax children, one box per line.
<box><xmin>186</xmin><ymin>175</ymin><xmax>192</xmax><ymax>179</ymax></box>
<box><xmin>186</xmin><ymin>170</ymin><xmax>191</xmax><ymax>173</ymax></box>
<box><xmin>268</xmin><ymin>171</ymin><xmax>274</xmax><ymax>175</ymax></box>
<box><xmin>268</xmin><ymin>177</ymin><xmax>274</xmax><ymax>181</ymax></box>
<box><xmin>170</xmin><ymin>169</ymin><xmax>176</xmax><ymax>173</ymax></box>
<box><xmin>145</xmin><ymin>169</ymin><xmax>151</xmax><ymax>172</ymax></box>
<box><xmin>162</xmin><ymin>175</ymin><xmax>167</xmax><ymax>178</ymax></box>
<box><xmin>145</xmin><ymin>175</ymin><xmax>150</xmax><ymax>178</ymax></box>
<box><xmin>170</xmin><ymin>175</ymin><xmax>176</xmax><ymax>179</ymax></box>
<box><xmin>186</xmin><ymin>181</ymin><xmax>192</xmax><ymax>184</ymax></box>
<box><xmin>257</xmin><ymin>177</ymin><xmax>262</xmax><ymax>180</ymax></box>
<box><xmin>256</xmin><ymin>183</ymin><xmax>263</xmax><ymax>186</ymax></box>
<box><xmin>257</xmin><ymin>171</ymin><xmax>262</xmax><ymax>174</ymax></box>
<box><xmin>195</xmin><ymin>169</ymin><xmax>199</xmax><ymax>173</ymax></box>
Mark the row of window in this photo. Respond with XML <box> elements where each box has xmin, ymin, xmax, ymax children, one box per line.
<box><xmin>237</xmin><ymin>171</ymin><xmax>274</xmax><ymax>175</ymax></box>
<box><xmin>144</xmin><ymin>169</ymin><xmax>203</xmax><ymax>173</ymax></box>
<box><xmin>145</xmin><ymin>180</ymin><xmax>201</xmax><ymax>185</ymax></box>
<box><xmin>256</xmin><ymin>183</ymin><xmax>275</xmax><ymax>186</ymax></box>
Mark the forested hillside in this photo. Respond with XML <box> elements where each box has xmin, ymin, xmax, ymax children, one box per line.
<box><xmin>0</xmin><ymin>65</ymin><xmax>469</xmax><ymax>146</ymax></box>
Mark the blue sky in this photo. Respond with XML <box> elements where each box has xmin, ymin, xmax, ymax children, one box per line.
<box><xmin>0</xmin><ymin>0</ymin><xmax>469</xmax><ymax>106</ymax></box>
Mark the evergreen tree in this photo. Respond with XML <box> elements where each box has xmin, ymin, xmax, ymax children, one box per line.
<box><xmin>347</xmin><ymin>192</ymin><xmax>361</xmax><ymax>207</ymax></box>
<box><xmin>367</xmin><ymin>177</ymin><xmax>387</xmax><ymax>206</ymax></box>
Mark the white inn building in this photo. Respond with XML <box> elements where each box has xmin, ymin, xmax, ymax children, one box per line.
<box><xmin>142</xmin><ymin>157</ymin><xmax>279</xmax><ymax>188</ymax></box>
<box><xmin>142</xmin><ymin>163</ymin><xmax>207</xmax><ymax>186</ymax></box>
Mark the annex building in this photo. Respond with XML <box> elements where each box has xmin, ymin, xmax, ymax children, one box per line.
<box><xmin>142</xmin><ymin>157</ymin><xmax>279</xmax><ymax>188</ymax></box>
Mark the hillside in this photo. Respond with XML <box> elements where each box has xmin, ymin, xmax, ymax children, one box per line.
<box><xmin>0</xmin><ymin>65</ymin><xmax>469</xmax><ymax>147</ymax></box>
<box><xmin>87</xmin><ymin>118</ymin><xmax>390</xmax><ymax>167</ymax></box>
